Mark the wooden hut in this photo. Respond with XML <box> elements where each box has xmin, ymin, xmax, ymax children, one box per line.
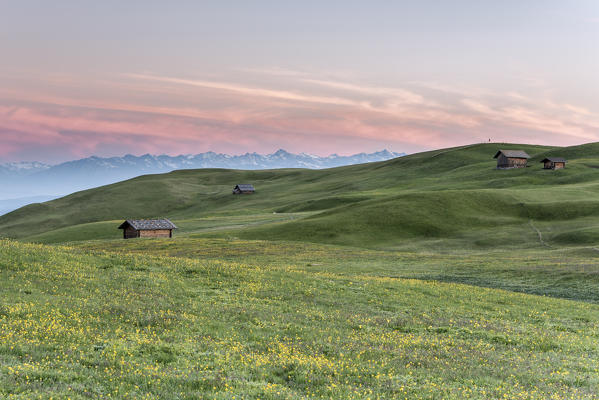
<box><xmin>233</xmin><ymin>184</ymin><xmax>255</xmax><ymax>194</ymax></box>
<box><xmin>493</xmin><ymin>150</ymin><xmax>530</xmax><ymax>169</ymax></box>
<box><xmin>541</xmin><ymin>157</ymin><xmax>566</xmax><ymax>170</ymax></box>
<box><xmin>118</xmin><ymin>219</ymin><xmax>177</xmax><ymax>239</ymax></box>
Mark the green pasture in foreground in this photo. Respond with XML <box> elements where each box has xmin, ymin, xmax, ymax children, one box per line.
<box><xmin>1</xmin><ymin>239</ymin><xmax>599</xmax><ymax>399</ymax></box>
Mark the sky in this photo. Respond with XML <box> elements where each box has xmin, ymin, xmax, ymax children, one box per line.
<box><xmin>0</xmin><ymin>0</ymin><xmax>598</xmax><ymax>163</ymax></box>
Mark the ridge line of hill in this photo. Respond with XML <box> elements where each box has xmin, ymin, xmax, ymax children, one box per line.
<box><xmin>2</xmin><ymin>142</ymin><xmax>599</xmax><ymax>251</ymax></box>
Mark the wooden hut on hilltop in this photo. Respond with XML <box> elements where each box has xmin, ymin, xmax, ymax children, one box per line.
<box><xmin>233</xmin><ymin>184</ymin><xmax>255</xmax><ymax>194</ymax></box>
<box><xmin>493</xmin><ymin>150</ymin><xmax>530</xmax><ymax>169</ymax></box>
<box><xmin>541</xmin><ymin>157</ymin><xmax>567</xmax><ymax>170</ymax></box>
<box><xmin>118</xmin><ymin>219</ymin><xmax>177</xmax><ymax>239</ymax></box>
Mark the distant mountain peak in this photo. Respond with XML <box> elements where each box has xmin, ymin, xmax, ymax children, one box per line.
<box><xmin>0</xmin><ymin>149</ymin><xmax>405</xmax><ymax>203</ymax></box>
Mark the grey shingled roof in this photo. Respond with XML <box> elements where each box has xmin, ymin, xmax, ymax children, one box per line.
<box><xmin>118</xmin><ymin>219</ymin><xmax>177</xmax><ymax>230</ymax></box>
<box><xmin>540</xmin><ymin>157</ymin><xmax>567</xmax><ymax>163</ymax></box>
<box><xmin>235</xmin><ymin>184</ymin><xmax>255</xmax><ymax>191</ymax></box>
<box><xmin>494</xmin><ymin>150</ymin><xmax>531</xmax><ymax>159</ymax></box>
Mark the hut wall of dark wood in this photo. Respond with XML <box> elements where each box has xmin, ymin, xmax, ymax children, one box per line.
<box><xmin>124</xmin><ymin>226</ymin><xmax>139</xmax><ymax>239</ymax></box>
<box><xmin>496</xmin><ymin>154</ymin><xmax>527</xmax><ymax>169</ymax></box>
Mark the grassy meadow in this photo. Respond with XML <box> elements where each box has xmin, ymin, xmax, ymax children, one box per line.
<box><xmin>1</xmin><ymin>239</ymin><xmax>599</xmax><ymax>399</ymax></box>
<box><xmin>2</xmin><ymin>142</ymin><xmax>599</xmax><ymax>398</ymax></box>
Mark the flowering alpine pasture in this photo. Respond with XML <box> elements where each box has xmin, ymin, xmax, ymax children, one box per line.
<box><xmin>1</xmin><ymin>239</ymin><xmax>598</xmax><ymax>399</ymax></box>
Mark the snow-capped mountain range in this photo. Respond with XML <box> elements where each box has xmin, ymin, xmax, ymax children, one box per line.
<box><xmin>0</xmin><ymin>149</ymin><xmax>403</xmax><ymax>214</ymax></box>
<box><xmin>1</xmin><ymin>149</ymin><xmax>402</xmax><ymax>175</ymax></box>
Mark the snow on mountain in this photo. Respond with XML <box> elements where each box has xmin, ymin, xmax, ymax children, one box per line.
<box><xmin>0</xmin><ymin>161</ymin><xmax>50</xmax><ymax>176</ymax></box>
<box><xmin>0</xmin><ymin>149</ymin><xmax>404</xmax><ymax>203</ymax></box>
<box><xmin>28</xmin><ymin>149</ymin><xmax>403</xmax><ymax>172</ymax></box>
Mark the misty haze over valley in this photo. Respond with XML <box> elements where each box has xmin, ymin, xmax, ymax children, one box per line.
<box><xmin>0</xmin><ymin>149</ymin><xmax>402</xmax><ymax>215</ymax></box>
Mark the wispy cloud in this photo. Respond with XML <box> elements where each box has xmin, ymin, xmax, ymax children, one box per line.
<box><xmin>302</xmin><ymin>78</ymin><xmax>426</xmax><ymax>105</ymax></box>
<box><xmin>461</xmin><ymin>98</ymin><xmax>599</xmax><ymax>141</ymax></box>
<box><xmin>125</xmin><ymin>73</ymin><xmax>359</xmax><ymax>107</ymax></box>
<box><xmin>1</xmin><ymin>68</ymin><xmax>599</xmax><ymax>162</ymax></box>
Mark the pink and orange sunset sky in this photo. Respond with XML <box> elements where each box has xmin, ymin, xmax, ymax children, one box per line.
<box><xmin>1</xmin><ymin>1</ymin><xmax>598</xmax><ymax>163</ymax></box>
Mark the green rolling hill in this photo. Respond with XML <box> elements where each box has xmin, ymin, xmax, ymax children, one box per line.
<box><xmin>2</xmin><ymin>142</ymin><xmax>599</xmax><ymax>250</ymax></box>
<box><xmin>3</xmin><ymin>142</ymin><xmax>599</xmax><ymax>399</ymax></box>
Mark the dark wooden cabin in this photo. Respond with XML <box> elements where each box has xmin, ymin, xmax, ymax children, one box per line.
<box><xmin>541</xmin><ymin>157</ymin><xmax>566</xmax><ymax>170</ymax></box>
<box><xmin>118</xmin><ymin>219</ymin><xmax>177</xmax><ymax>239</ymax></box>
<box><xmin>493</xmin><ymin>150</ymin><xmax>530</xmax><ymax>169</ymax></box>
<box><xmin>233</xmin><ymin>184</ymin><xmax>255</xmax><ymax>194</ymax></box>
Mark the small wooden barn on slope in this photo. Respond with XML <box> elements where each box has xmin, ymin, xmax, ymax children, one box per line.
<box><xmin>233</xmin><ymin>184</ymin><xmax>255</xmax><ymax>194</ymax></box>
<box><xmin>118</xmin><ymin>219</ymin><xmax>177</xmax><ymax>239</ymax></box>
<box><xmin>541</xmin><ymin>157</ymin><xmax>567</xmax><ymax>170</ymax></box>
<box><xmin>493</xmin><ymin>150</ymin><xmax>530</xmax><ymax>169</ymax></box>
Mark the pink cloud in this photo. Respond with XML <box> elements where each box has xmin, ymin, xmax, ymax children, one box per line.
<box><xmin>1</xmin><ymin>70</ymin><xmax>599</xmax><ymax>163</ymax></box>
